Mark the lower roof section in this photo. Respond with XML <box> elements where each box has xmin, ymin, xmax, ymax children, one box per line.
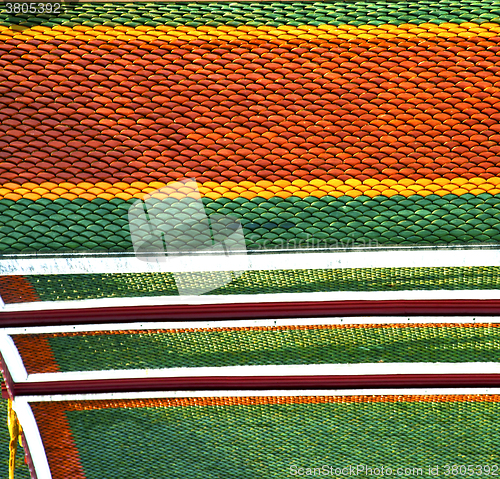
<box><xmin>5</xmin><ymin>319</ymin><xmax>500</xmax><ymax>376</ymax></box>
<box><xmin>4</xmin><ymin>319</ymin><xmax>500</xmax><ymax>397</ymax></box>
<box><xmin>1</xmin><ymin>260</ymin><xmax>500</xmax><ymax>311</ymax></box>
<box><xmin>14</xmin><ymin>389</ymin><xmax>500</xmax><ymax>479</ymax></box>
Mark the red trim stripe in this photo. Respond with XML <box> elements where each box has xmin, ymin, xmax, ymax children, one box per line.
<box><xmin>11</xmin><ymin>374</ymin><xmax>500</xmax><ymax>396</ymax></box>
<box><xmin>1</xmin><ymin>299</ymin><xmax>500</xmax><ymax>327</ymax></box>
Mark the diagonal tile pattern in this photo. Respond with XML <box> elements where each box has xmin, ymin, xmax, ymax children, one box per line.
<box><xmin>2</xmin><ymin>2</ymin><xmax>500</xmax><ymax>253</ymax></box>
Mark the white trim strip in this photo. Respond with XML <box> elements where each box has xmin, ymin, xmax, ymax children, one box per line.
<box><xmin>19</xmin><ymin>388</ymin><xmax>500</xmax><ymax>403</ymax></box>
<box><xmin>3</xmin><ymin>288</ymin><xmax>500</xmax><ymax>312</ymax></box>
<box><xmin>12</xmin><ymin>399</ymin><xmax>52</xmax><ymax>479</ymax></box>
<box><xmin>0</xmin><ymin>334</ymin><xmax>28</xmax><ymax>382</ymax></box>
<box><xmin>22</xmin><ymin>363</ymin><xmax>500</xmax><ymax>383</ymax></box>
<box><xmin>2</xmin><ymin>248</ymin><xmax>500</xmax><ymax>275</ymax></box>
<box><xmin>3</xmin><ymin>315</ymin><xmax>500</xmax><ymax>336</ymax></box>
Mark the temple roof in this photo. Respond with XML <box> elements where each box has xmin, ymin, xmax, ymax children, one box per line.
<box><xmin>1</xmin><ymin>1</ymin><xmax>500</xmax><ymax>478</ymax></box>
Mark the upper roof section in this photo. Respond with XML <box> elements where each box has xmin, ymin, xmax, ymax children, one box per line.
<box><xmin>2</xmin><ymin>1</ymin><xmax>500</xmax><ymax>308</ymax></box>
<box><xmin>2</xmin><ymin>0</ymin><xmax>500</xmax><ymax>254</ymax></box>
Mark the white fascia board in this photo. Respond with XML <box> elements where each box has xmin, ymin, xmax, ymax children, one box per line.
<box><xmin>2</xmin><ymin>288</ymin><xmax>500</xmax><ymax>312</ymax></box>
<box><xmin>2</xmin><ymin>315</ymin><xmax>500</xmax><ymax>336</ymax></box>
<box><xmin>1</xmin><ymin>248</ymin><xmax>500</xmax><ymax>275</ymax></box>
<box><xmin>0</xmin><ymin>334</ymin><xmax>28</xmax><ymax>382</ymax></box>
